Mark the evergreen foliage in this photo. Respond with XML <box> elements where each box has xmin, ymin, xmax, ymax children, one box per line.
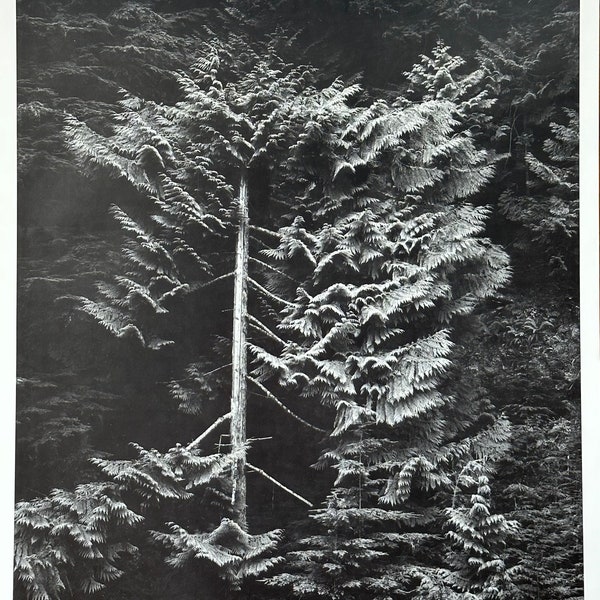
<box><xmin>63</xmin><ymin>35</ymin><xmax>325</xmax><ymax>358</ymax></box>
<box><xmin>266</xmin><ymin>490</ymin><xmax>436</xmax><ymax>600</ymax></box>
<box><xmin>473</xmin><ymin>0</ymin><xmax>578</xmax><ymax>287</ymax></box>
<box><xmin>153</xmin><ymin>519</ymin><xmax>282</xmax><ymax>584</ymax></box>
<box><xmin>15</xmin><ymin>481</ymin><xmax>140</xmax><ymax>600</ymax></box>
<box><xmin>444</xmin><ymin>462</ymin><xmax>521</xmax><ymax>599</ymax></box>
<box><xmin>263</xmin><ymin>45</ymin><xmax>518</xmax><ymax>599</ymax></box>
<box><xmin>17</xmin><ymin>34</ymin><xmax>341</xmax><ymax>597</ymax></box>
<box><xmin>15</xmin><ymin>1</ymin><xmax>581</xmax><ymax>599</ymax></box>
<box><xmin>14</xmin><ymin>441</ymin><xmax>237</xmax><ymax>599</ymax></box>
<box><xmin>468</xmin><ymin>290</ymin><xmax>582</xmax><ymax>600</ymax></box>
<box><xmin>502</xmin><ymin>416</ymin><xmax>583</xmax><ymax>599</ymax></box>
<box><xmin>498</xmin><ymin>109</ymin><xmax>578</xmax><ymax>274</ymax></box>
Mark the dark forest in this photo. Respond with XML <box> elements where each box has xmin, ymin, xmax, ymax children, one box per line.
<box><xmin>14</xmin><ymin>1</ymin><xmax>581</xmax><ymax>599</ymax></box>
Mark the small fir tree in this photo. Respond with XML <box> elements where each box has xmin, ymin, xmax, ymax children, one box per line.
<box><xmin>444</xmin><ymin>461</ymin><xmax>522</xmax><ymax>599</ymax></box>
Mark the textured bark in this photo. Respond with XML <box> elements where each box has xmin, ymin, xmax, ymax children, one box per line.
<box><xmin>230</xmin><ymin>173</ymin><xmax>249</xmax><ymax>530</ymax></box>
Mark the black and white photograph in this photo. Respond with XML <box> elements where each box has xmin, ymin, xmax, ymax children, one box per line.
<box><xmin>10</xmin><ymin>1</ymin><xmax>596</xmax><ymax>599</ymax></box>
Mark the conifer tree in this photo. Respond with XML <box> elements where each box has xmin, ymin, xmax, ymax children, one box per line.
<box><xmin>15</xmin><ymin>37</ymin><xmax>521</xmax><ymax>600</ymax></box>
<box><xmin>14</xmin><ymin>443</ymin><xmax>234</xmax><ymax>599</ymax></box>
<box><xmin>444</xmin><ymin>461</ymin><xmax>522</xmax><ymax>599</ymax></box>
<box><xmin>498</xmin><ymin>108</ymin><xmax>578</xmax><ymax>276</ymax></box>
<box><xmin>64</xmin><ymin>33</ymin><xmax>327</xmax><ymax>517</ymax></box>
<box><xmin>15</xmin><ymin>35</ymin><xmax>335</xmax><ymax>598</ymax></box>
<box><xmin>264</xmin><ymin>45</ymin><xmax>516</xmax><ymax>599</ymax></box>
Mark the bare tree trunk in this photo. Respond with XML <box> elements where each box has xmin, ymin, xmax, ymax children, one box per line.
<box><xmin>230</xmin><ymin>173</ymin><xmax>249</xmax><ymax>530</ymax></box>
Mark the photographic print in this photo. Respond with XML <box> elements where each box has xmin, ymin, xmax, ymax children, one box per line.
<box><xmin>14</xmin><ymin>1</ymin><xmax>584</xmax><ymax>599</ymax></box>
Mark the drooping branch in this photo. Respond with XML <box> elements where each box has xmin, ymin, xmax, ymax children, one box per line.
<box><xmin>189</xmin><ymin>271</ymin><xmax>235</xmax><ymax>292</ymax></box>
<box><xmin>249</xmin><ymin>277</ymin><xmax>297</xmax><ymax>308</ymax></box>
<box><xmin>249</xmin><ymin>235</ymin><xmax>272</xmax><ymax>251</ymax></box>
<box><xmin>248</xmin><ymin>376</ymin><xmax>326</xmax><ymax>433</ymax></box>
<box><xmin>186</xmin><ymin>412</ymin><xmax>232</xmax><ymax>451</ymax></box>
<box><xmin>249</xmin><ymin>256</ymin><xmax>300</xmax><ymax>284</ymax></box>
<box><xmin>248</xmin><ymin>315</ymin><xmax>287</xmax><ymax>346</ymax></box>
<box><xmin>246</xmin><ymin>463</ymin><xmax>313</xmax><ymax>507</ymax></box>
<box><xmin>250</xmin><ymin>225</ymin><xmax>281</xmax><ymax>240</ymax></box>
<box><xmin>202</xmin><ymin>362</ymin><xmax>233</xmax><ymax>378</ymax></box>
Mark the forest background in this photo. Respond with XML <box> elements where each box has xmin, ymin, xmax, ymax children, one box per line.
<box><xmin>3</xmin><ymin>0</ymin><xmax>600</xmax><ymax>599</ymax></box>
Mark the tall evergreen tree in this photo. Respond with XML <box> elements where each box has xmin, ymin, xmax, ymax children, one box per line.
<box><xmin>15</xmin><ymin>34</ymin><xmax>534</xmax><ymax>600</ymax></box>
<box><xmin>15</xmin><ymin>35</ymin><xmax>344</xmax><ymax>598</ymax></box>
<box><xmin>65</xmin><ymin>33</ymin><xmax>329</xmax><ymax>519</ymax></box>
<box><xmin>444</xmin><ymin>461</ymin><xmax>522</xmax><ymax>599</ymax></box>
<box><xmin>264</xmin><ymin>45</ymin><xmax>516</xmax><ymax>599</ymax></box>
